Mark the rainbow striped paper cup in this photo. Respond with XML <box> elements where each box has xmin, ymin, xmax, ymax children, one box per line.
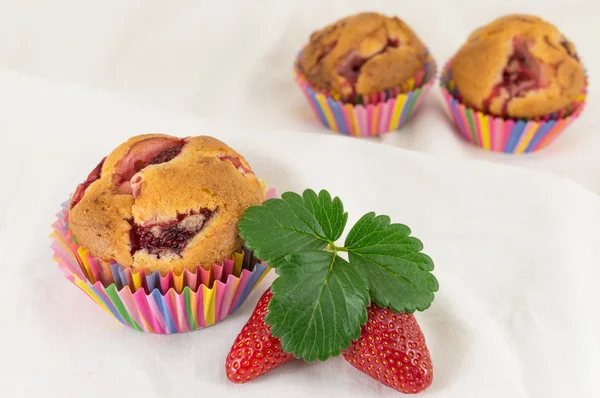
<box><xmin>50</xmin><ymin>193</ymin><xmax>275</xmax><ymax>334</ymax></box>
<box><xmin>440</xmin><ymin>61</ymin><xmax>587</xmax><ymax>154</ymax></box>
<box><xmin>293</xmin><ymin>52</ymin><xmax>437</xmax><ymax>137</ymax></box>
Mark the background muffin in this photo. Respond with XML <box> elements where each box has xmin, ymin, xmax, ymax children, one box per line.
<box><xmin>68</xmin><ymin>134</ymin><xmax>264</xmax><ymax>274</ymax></box>
<box><xmin>298</xmin><ymin>12</ymin><xmax>427</xmax><ymax>100</ymax></box>
<box><xmin>451</xmin><ymin>14</ymin><xmax>585</xmax><ymax>119</ymax></box>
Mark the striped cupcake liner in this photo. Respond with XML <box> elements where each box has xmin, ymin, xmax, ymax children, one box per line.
<box><xmin>440</xmin><ymin>61</ymin><xmax>587</xmax><ymax>153</ymax></box>
<box><xmin>50</xmin><ymin>191</ymin><xmax>275</xmax><ymax>334</ymax></box>
<box><xmin>293</xmin><ymin>52</ymin><xmax>437</xmax><ymax>137</ymax></box>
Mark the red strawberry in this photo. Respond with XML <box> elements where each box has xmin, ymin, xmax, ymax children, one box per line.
<box><xmin>225</xmin><ymin>289</ymin><xmax>295</xmax><ymax>383</ymax></box>
<box><xmin>343</xmin><ymin>305</ymin><xmax>433</xmax><ymax>394</ymax></box>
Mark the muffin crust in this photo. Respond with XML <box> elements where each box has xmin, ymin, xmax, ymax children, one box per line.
<box><xmin>298</xmin><ymin>12</ymin><xmax>427</xmax><ymax>99</ymax></box>
<box><xmin>451</xmin><ymin>14</ymin><xmax>585</xmax><ymax>118</ymax></box>
<box><xmin>68</xmin><ymin>134</ymin><xmax>264</xmax><ymax>274</ymax></box>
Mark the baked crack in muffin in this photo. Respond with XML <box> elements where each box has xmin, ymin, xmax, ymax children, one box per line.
<box><xmin>68</xmin><ymin>134</ymin><xmax>264</xmax><ymax>274</ymax></box>
<box><xmin>298</xmin><ymin>12</ymin><xmax>427</xmax><ymax>100</ymax></box>
<box><xmin>451</xmin><ymin>14</ymin><xmax>585</xmax><ymax>119</ymax></box>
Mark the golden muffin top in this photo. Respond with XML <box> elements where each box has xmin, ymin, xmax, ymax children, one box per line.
<box><xmin>298</xmin><ymin>12</ymin><xmax>427</xmax><ymax>100</ymax></box>
<box><xmin>451</xmin><ymin>14</ymin><xmax>585</xmax><ymax>118</ymax></box>
<box><xmin>68</xmin><ymin>134</ymin><xmax>264</xmax><ymax>274</ymax></box>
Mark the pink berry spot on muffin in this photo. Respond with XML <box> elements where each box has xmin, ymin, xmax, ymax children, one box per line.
<box><xmin>129</xmin><ymin>209</ymin><xmax>215</xmax><ymax>257</ymax></box>
<box><xmin>149</xmin><ymin>142</ymin><xmax>185</xmax><ymax>165</ymax></box>
<box><xmin>218</xmin><ymin>155</ymin><xmax>254</xmax><ymax>175</ymax></box>
<box><xmin>450</xmin><ymin>14</ymin><xmax>586</xmax><ymax>118</ymax></box>
<box><xmin>113</xmin><ymin>137</ymin><xmax>186</xmax><ymax>194</ymax></box>
<box><xmin>130</xmin><ymin>175</ymin><xmax>143</xmax><ymax>199</ymax></box>
<box><xmin>70</xmin><ymin>157</ymin><xmax>106</xmax><ymax>209</ymax></box>
<box><xmin>336</xmin><ymin>36</ymin><xmax>401</xmax><ymax>95</ymax></box>
<box><xmin>482</xmin><ymin>38</ymin><xmax>549</xmax><ymax>116</ymax></box>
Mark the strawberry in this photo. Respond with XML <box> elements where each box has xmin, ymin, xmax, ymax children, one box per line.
<box><xmin>343</xmin><ymin>305</ymin><xmax>433</xmax><ymax>394</ymax></box>
<box><xmin>225</xmin><ymin>289</ymin><xmax>295</xmax><ymax>383</ymax></box>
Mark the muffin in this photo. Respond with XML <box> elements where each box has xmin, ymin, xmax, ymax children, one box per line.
<box><xmin>68</xmin><ymin>134</ymin><xmax>263</xmax><ymax>274</ymax></box>
<box><xmin>441</xmin><ymin>14</ymin><xmax>587</xmax><ymax>153</ymax></box>
<box><xmin>51</xmin><ymin>134</ymin><xmax>272</xmax><ymax>333</ymax></box>
<box><xmin>451</xmin><ymin>14</ymin><xmax>585</xmax><ymax>119</ymax></box>
<box><xmin>299</xmin><ymin>12</ymin><xmax>427</xmax><ymax>100</ymax></box>
<box><xmin>293</xmin><ymin>12</ymin><xmax>437</xmax><ymax>136</ymax></box>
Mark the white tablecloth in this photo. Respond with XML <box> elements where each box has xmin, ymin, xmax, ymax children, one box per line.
<box><xmin>1</xmin><ymin>0</ymin><xmax>599</xmax><ymax>192</ymax></box>
<box><xmin>0</xmin><ymin>67</ymin><xmax>599</xmax><ymax>397</ymax></box>
<box><xmin>1</xmin><ymin>2</ymin><xmax>600</xmax><ymax>397</ymax></box>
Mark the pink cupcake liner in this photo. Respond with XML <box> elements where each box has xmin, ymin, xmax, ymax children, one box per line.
<box><xmin>294</xmin><ymin>51</ymin><xmax>437</xmax><ymax>137</ymax></box>
<box><xmin>50</xmin><ymin>186</ymin><xmax>277</xmax><ymax>334</ymax></box>
<box><xmin>440</xmin><ymin>61</ymin><xmax>588</xmax><ymax>153</ymax></box>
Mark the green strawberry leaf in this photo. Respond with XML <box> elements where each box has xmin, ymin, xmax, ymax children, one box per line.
<box><xmin>300</xmin><ymin>189</ymin><xmax>348</xmax><ymax>242</ymax></box>
<box><xmin>266</xmin><ymin>250</ymin><xmax>369</xmax><ymax>362</ymax></box>
<box><xmin>238</xmin><ymin>189</ymin><xmax>438</xmax><ymax>362</ymax></box>
<box><xmin>238</xmin><ymin>190</ymin><xmax>347</xmax><ymax>267</ymax></box>
<box><xmin>346</xmin><ymin>213</ymin><xmax>439</xmax><ymax>313</ymax></box>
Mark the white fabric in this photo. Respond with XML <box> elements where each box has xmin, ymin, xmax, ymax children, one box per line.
<box><xmin>2</xmin><ymin>1</ymin><xmax>600</xmax><ymax>396</ymax></box>
<box><xmin>0</xmin><ymin>69</ymin><xmax>599</xmax><ymax>398</ymax></box>
<box><xmin>0</xmin><ymin>0</ymin><xmax>599</xmax><ymax>192</ymax></box>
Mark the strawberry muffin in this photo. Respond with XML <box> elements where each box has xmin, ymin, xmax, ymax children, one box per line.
<box><xmin>298</xmin><ymin>12</ymin><xmax>428</xmax><ymax>101</ymax></box>
<box><xmin>68</xmin><ymin>134</ymin><xmax>264</xmax><ymax>274</ymax></box>
<box><xmin>450</xmin><ymin>14</ymin><xmax>585</xmax><ymax>119</ymax></box>
<box><xmin>293</xmin><ymin>12</ymin><xmax>437</xmax><ymax>136</ymax></box>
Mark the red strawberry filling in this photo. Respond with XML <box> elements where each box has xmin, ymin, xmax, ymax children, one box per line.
<box><xmin>113</xmin><ymin>137</ymin><xmax>186</xmax><ymax>195</ymax></box>
<box><xmin>482</xmin><ymin>38</ymin><xmax>548</xmax><ymax>117</ymax></box>
<box><xmin>218</xmin><ymin>155</ymin><xmax>254</xmax><ymax>175</ymax></box>
<box><xmin>336</xmin><ymin>37</ymin><xmax>400</xmax><ymax>96</ymax></box>
<box><xmin>70</xmin><ymin>157</ymin><xmax>106</xmax><ymax>209</ymax></box>
<box><xmin>129</xmin><ymin>208</ymin><xmax>214</xmax><ymax>257</ymax></box>
<box><xmin>148</xmin><ymin>143</ymin><xmax>185</xmax><ymax>164</ymax></box>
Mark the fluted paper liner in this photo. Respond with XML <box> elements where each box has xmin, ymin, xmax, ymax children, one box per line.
<box><xmin>440</xmin><ymin>60</ymin><xmax>587</xmax><ymax>153</ymax></box>
<box><xmin>50</xmin><ymin>186</ymin><xmax>276</xmax><ymax>334</ymax></box>
<box><xmin>293</xmin><ymin>51</ymin><xmax>437</xmax><ymax>137</ymax></box>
